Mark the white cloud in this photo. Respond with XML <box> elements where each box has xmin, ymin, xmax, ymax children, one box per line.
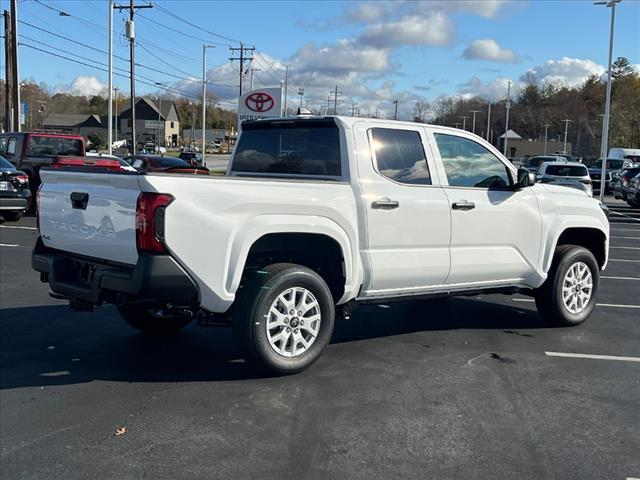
<box><xmin>522</xmin><ymin>57</ymin><xmax>605</xmax><ymax>87</ymax></box>
<box><xmin>54</xmin><ymin>76</ymin><xmax>108</xmax><ymax>96</ymax></box>
<box><xmin>462</xmin><ymin>39</ymin><xmax>519</xmax><ymax>63</ymax></box>
<box><xmin>631</xmin><ymin>64</ymin><xmax>640</xmax><ymax>75</ymax></box>
<box><xmin>294</xmin><ymin>39</ymin><xmax>392</xmax><ymax>76</ymax></box>
<box><xmin>457</xmin><ymin>76</ymin><xmax>518</xmax><ymax>102</ymax></box>
<box><xmin>359</xmin><ymin>13</ymin><xmax>453</xmax><ymax>48</ymax></box>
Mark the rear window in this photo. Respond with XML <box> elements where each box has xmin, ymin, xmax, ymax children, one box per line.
<box><xmin>232</xmin><ymin>121</ymin><xmax>341</xmax><ymax>177</ymax></box>
<box><xmin>27</xmin><ymin>136</ymin><xmax>83</xmax><ymax>156</ymax></box>
<box><xmin>149</xmin><ymin>156</ymin><xmax>190</xmax><ymax>168</ymax></box>
<box><xmin>545</xmin><ymin>165</ymin><xmax>588</xmax><ymax>176</ymax></box>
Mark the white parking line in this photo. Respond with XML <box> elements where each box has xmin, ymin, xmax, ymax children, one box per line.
<box><xmin>601</xmin><ymin>276</ymin><xmax>640</xmax><ymax>281</ymax></box>
<box><xmin>609</xmin><ymin>259</ymin><xmax>640</xmax><ymax>263</ymax></box>
<box><xmin>611</xmin><ymin>228</ymin><xmax>640</xmax><ymax>232</ymax></box>
<box><xmin>0</xmin><ymin>225</ymin><xmax>37</xmax><ymax>230</ymax></box>
<box><xmin>610</xmin><ymin>211</ymin><xmax>640</xmax><ymax>223</ymax></box>
<box><xmin>545</xmin><ymin>352</ymin><xmax>640</xmax><ymax>363</ymax></box>
<box><xmin>611</xmin><ymin>236</ymin><xmax>640</xmax><ymax>240</ymax></box>
<box><xmin>512</xmin><ymin>298</ymin><xmax>640</xmax><ymax>309</ymax></box>
<box><xmin>610</xmin><ymin>246</ymin><xmax>640</xmax><ymax>250</ymax></box>
<box><xmin>0</xmin><ymin>243</ymin><xmax>19</xmax><ymax>247</ymax></box>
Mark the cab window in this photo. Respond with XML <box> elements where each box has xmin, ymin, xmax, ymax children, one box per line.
<box><xmin>435</xmin><ymin>134</ymin><xmax>511</xmax><ymax>189</ymax></box>
<box><xmin>369</xmin><ymin>128</ymin><xmax>431</xmax><ymax>185</ymax></box>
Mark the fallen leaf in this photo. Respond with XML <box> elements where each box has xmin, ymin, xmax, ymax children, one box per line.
<box><xmin>115</xmin><ymin>427</ymin><xmax>127</xmax><ymax>436</ymax></box>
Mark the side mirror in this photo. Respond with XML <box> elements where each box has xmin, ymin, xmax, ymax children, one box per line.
<box><xmin>516</xmin><ymin>167</ymin><xmax>535</xmax><ymax>189</ymax></box>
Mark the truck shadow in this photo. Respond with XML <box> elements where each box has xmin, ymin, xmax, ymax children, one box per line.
<box><xmin>0</xmin><ymin>297</ymin><xmax>543</xmax><ymax>389</ymax></box>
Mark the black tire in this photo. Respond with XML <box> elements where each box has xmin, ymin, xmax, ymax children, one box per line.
<box><xmin>117</xmin><ymin>304</ymin><xmax>192</xmax><ymax>335</ymax></box>
<box><xmin>2</xmin><ymin>211</ymin><xmax>23</xmax><ymax>222</ymax></box>
<box><xmin>233</xmin><ymin>263</ymin><xmax>335</xmax><ymax>375</ymax></box>
<box><xmin>535</xmin><ymin>245</ymin><xmax>599</xmax><ymax>326</ymax></box>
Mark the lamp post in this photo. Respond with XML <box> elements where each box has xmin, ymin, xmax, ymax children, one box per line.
<box><xmin>298</xmin><ymin>88</ymin><xmax>304</xmax><ymax>107</ymax></box>
<box><xmin>594</xmin><ymin>0</ymin><xmax>621</xmax><ymax>202</ymax></box>
<box><xmin>562</xmin><ymin>119</ymin><xmax>572</xmax><ymax>154</ymax></box>
<box><xmin>543</xmin><ymin>123</ymin><xmax>551</xmax><ymax>154</ymax></box>
<box><xmin>503</xmin><ymin>81</ymin><xmax>512</xmax><ymax>156</ymax></box>
<box><xmin>460</xmin><ymin>116</ymin><xmax>469</xmax><ymax>131</ymax></box>
<box><xmin>470</xmin><ymin>110</ymin><xmax>481</xmax><ymax>134</ymax></box>
<box><xmin>202</xmin><ymin>44</ymin><xmax>215</xmax><ymax>165</ymax></box>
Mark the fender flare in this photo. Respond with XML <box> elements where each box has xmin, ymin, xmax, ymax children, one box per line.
<box><xmin>224</xmin><ymin>214</ymin><xmax>361</xmax><ymax>304</ymax></box>
<box><xmin>541</xmin><ymin>217</ymin><xmax>609</xmax><ymax>274</ymax></box>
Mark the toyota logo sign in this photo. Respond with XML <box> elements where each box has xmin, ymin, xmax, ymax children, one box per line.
<box><xmin>245</xmin><ymin>92</ymin><xmax>275</xmax><ymax>113</ymax></box>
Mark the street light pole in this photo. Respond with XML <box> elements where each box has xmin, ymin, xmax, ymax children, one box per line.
<box><xmin>114</xmin><ymin>86</ymin><xmax>119</xmax><ymax>144</ymax></box>
<box><xmin>503</xmin><ymin>81</ymin><xmax>512</xmax><ymax>156</ymax></box>
<box><xmin>461</xmin><ymin>116</ymin><xmax>469</xmax><ymax>131</ymax></box>
<box><xmin>562</xmin><ymin>119</ymin><xmax>572</xmax><ymax>154</ymax></box>
<box><xmin>486</xmin><ymin>103</ymin><xmax>491</xmax><ymax>142</ymax></box>
<box><xmin>202</xmin><ymin>44</ymin><xmax>215</xmax><ymax>164</ymax></box>
<box><xmin>543</xmin><ymin>123</ymin><xmax>551</xmax><ymax>154</ymax></box>
<box><xmin>108</xmin><ymin>0</ymin><xmax>113</xmax><ymax>154</ymax></box>
<box><xmin>470</xmin><ymin>110</ymin><xmax>481</xmax><ymax>134</ymax></box>
<box><xmin>595</xmin><ymin>0</ymin><xmax>621</xmax><ymax>202</ymax></box>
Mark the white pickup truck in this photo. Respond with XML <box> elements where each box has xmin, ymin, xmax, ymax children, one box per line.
<box><xmin>33</xmin><ymin>116</ymin><xmax>609</xmax><ymax>374</ymax></box>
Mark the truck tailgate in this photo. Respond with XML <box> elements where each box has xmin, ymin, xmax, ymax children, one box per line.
<box><xmin>38</xmin><ymin>170</ymin><xmax>141</xmax><ymax>265</ymax></box>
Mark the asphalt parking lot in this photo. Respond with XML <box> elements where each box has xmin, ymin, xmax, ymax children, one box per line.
<box><xmin>1</xmin><ymin>198</ymin><xmax>638</xmax><ymax>480</ymax></box>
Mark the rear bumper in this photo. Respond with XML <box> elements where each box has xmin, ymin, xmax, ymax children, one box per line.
<box><xmin>32</xmin><ymin>237</ymin><xmax>199</xmax><ymax>306</ymax></box>
<box><xmin>0</xmin><ymin>196</ymin><xmax>28</xmax><ymax>211</ymax></box>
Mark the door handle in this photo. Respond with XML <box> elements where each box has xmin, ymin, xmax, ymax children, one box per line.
<box><xmin>371</xmin><ymin>198</ymin><xmax>399</xmax><ymax>210</ymax></box>
<box><xmin>452</xmin><ymin>201</ymin><xmax>475</xmax><ymax>211</ymax></box>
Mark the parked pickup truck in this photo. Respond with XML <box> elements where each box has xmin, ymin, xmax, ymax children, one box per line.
<box><xmin>33</xmin><ymin>116</ymin><xmax>610</xmax><ymax>374</ymax></box>
<box><xmin>0</xmin><ymin>132</ymin><xmax>86</xmax><ymax>210</ymax></box>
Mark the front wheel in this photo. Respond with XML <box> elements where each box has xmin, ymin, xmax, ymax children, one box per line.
<box><xmin>233</xmin><ymin>263</ymin><xmax>335</xmax><ymax>375</ymax></box>
<box><xmin>117</xmin><ymin>304</ymin><xmax>192</xmax><ymax>335</ymax></box>
<box><xmin>535</xmin><ymin>245</ymin><xmax>599</xmax><ymax>326</ymax></box>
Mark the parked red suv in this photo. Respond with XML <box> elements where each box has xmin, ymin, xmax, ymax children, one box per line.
<box><xmin>0</xmin><ymin>132</ymin><xmax>86</xmax><ymax>211</ymax></box>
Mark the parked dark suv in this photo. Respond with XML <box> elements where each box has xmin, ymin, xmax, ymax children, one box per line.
<box><xmin>0</xmin><ymin>155</ymin><xmax>30</xmax><ymax>221</ymax></box>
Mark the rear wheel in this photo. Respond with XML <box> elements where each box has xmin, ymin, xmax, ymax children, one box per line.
<box><xmin>233</xmin><ymin>263</ymin><xmax>335</xmax><ymax>375</ymax></box>
<box><xmin>2</xmin><ymin>211</ymin><xmax>23</xmax><ymax>222</ymax></box>
<box><xmin>117</xmin><ymin>304</ymin><xmax>192</xmax><ymax>335</ymax></box>
<box><xmin>535</xmin><ymin>245</ymin><xmax>599</xmax><ymax>326</ymax></box>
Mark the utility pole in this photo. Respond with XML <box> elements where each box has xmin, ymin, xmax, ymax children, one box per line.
<box><xmin>393</xmin><ymin>99</ymin><xmax>398</xmax><ymax>120</ymax></box>
<box><xmin>543</xmin><ymin>123</ymin><xmax>551</xmax><ymax>154</ymax></box>
<box><xmin>350</xmin><ymin>102</ymin><xmax>358</xmax><ymax>117</ymax></box>
<box><xmin>503</xmin><ymin>81</ymin><xmax>512</xmax><ymax>156</ymax></box>
<box><xmin>562</xmin><ymin>119</ymin><xmax>572</xmax><ymax>154</ymax></box>
<box><xmin>283</xmin><ymin>65</ymin><xmax>289</xmax><ymax>115</ymax></box>
<box><xmin>114</xmin><ymin>87</ymin><xmax>120</xmax><ymax>143</ymax></box>
<box><xmin>470</xmin><ymin>110</ymin><xmax>481</xmax><ymax>134</ymax></box>
<box><xmin>329</xmin><ymin>85</ymin><xmax>342</xmax><ymax>115</ymax></box>
<box><xmin>108</xmin><ymin>0</ymin><xmax>113</xmax><ymax>154</ymax></box>
<box><xmin>486</xmin><ymin>103</ymin><xmax>492</xmax><ymax>142</ymax></box>
<box><xmin>461</xmin><ymin>116</ymin><xmax>469</xmax><ymax>131</ymax></box>
<box><xmin>115</xmin><ymin>1</ymin><xmax>152</xmax><ymax>154</ymax></box>
<box><xmin>202</xmin><ymin>44</ymin><xmax>215</xmax><ymax>163</ymax></box>
<box><xmin>10</xmin><ymin>0</ymin><xmax>20</xmax><ymax>132</ymax></box>
<box><xmin>229</xmin><ymin>43</ymin><xmax>255</xmax><ymax>96</ymax></box>
<box><xmin>4</xmin><ymin>9</ymin><xmax>12</xmax><ymax>131</ymax></box>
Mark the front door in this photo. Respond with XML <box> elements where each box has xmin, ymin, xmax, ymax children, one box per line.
<box><xmin>353</xmin><ymin>123</ymin><xmax>451</xmax><ymax>297</ymax></box>
<box><xmin>429</xmin><ymin>130</ymin><xmax>542</xmax><ymax>286</ymax></box>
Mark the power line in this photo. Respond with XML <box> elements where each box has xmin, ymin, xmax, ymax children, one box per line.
<box><xmin>20</xmin><ymin>41</ymin><xmax>200</xmax><ymax>99</ymax></box>
<box><xmin>152</xmin><ymin>2</ymin><xmax>240</xmax><ymax>45</ymax></box>
<box><xmin>136</xmin><ymin>11</ymin><xmax>227</xmax><ymax>46</ymax></box>
<box><xmin>17</xmin><ymin>24</ymin><xmax>235</xmax><ymax>87</ymax></box>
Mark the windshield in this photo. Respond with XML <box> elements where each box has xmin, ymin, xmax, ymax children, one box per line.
<box><xmin>149</xmin><ymin>156</ymin><xmax>190</xmax><ymax>168</ymax></box>
<box><xmin>232</xmin><ymin>120</ymin><xmax>341</xmax><ymax>177</ymax></box>
<box><xmin>525</xmin><ymin>157</ymin><xmax>556</xmax><ymax>167</ymax></box>
<box><xmin>545</xmin><ymin>165</ymin><xmax>588</xmax><ymax>177</ymax></box>
<box><xmin>606</xmin><ymin>159</ymin><xmax>624</xmax><ymax>170</ymax></box>
<box><xmin>27</xmin><ymin>135</ymin><xmax>83</xmax><ymax>156</ymax></box>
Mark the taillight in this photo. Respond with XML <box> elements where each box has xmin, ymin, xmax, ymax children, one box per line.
<box><xmin>52</xmin><ymin>157</ymin><xmax>123</xmax><ymax>171</ymax></box>
<box><xmin>136</xmin><ymin>192</ymin><xmax>174</xmax><ymax>253</ymax></box>
<box><xmin>15</xmin><ymin>174</ymin><xmax>28</xmax><ymax>184</ymax></box>
<box><xmin>36</xmin><ymin>184</ymin><xmax>43</xmax><ymax>232</ymax></box>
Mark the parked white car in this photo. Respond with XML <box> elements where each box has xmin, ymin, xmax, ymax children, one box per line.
<box><xmin>536</xmin><ymin>161</ymin><xmax>592</xmax><ymax>196</ymax></box>
<box><xmin>34</xmin><ymin>116</ymin><xmax>609</xmax><ymax>374</ymax></box>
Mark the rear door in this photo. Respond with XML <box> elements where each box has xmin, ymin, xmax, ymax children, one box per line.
<box><xmin>38</xmin><ymin>170</ymin><xmax>141</xmax><ymax>265</ymax></box>
<box><xmin>428</xmin><ymin>129</ymin><xmax>542</xmax><ymax>286</ymax></box>
<box><xmin>353</xmin><ymin>122</ymin><xmax>451</xmax><ymax>296</ymax></box>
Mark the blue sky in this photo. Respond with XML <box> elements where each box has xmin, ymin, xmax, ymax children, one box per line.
<box><xmin>9</xmin><ymin>0</ymin><xmax>640</xmax><ymax>119</ymax></box>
